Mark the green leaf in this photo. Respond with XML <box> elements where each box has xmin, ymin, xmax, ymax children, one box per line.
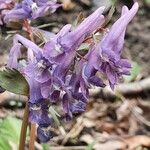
<box><xmin>42</xmin><ymin>144</ymin><xmax>50</xmax><ymax>150</ymax></box>
<box><xmin>49</xmin><ymin>106</ymin><xmax>60</xmax><ymax>127</ymax></box>
<box><xmin>124</xmin><ymin>62</ymin><xmax>141</xmax><ymax>82</ymax></box>
<box><xmin>74</xmin><ymin>12</ymin><xmax>84</xmax><ymax>27</ymax></box>
<box><xmin>103</xmin><ymin>5</ymin><xmax>115</xmax><ymax>27</ymax></box>
<box><xmin>0</xmin><ymin>117</ymin><xmax>22</xmax><ymax>144</ymax></box>
<box><xmin>145</xmin><ymin>0</ymin><xmax>150</xmax><ymax>4</ymax></box>
<box><xmin>0</xmin><ymin>68</ymin><xmax>29</xmax><ymax>96</ymax></box>
<box><xmin>0</xmin><ymin>136</ymin><xmax>11</xmax><ymax>150</ymax></box>
<box><xmin>78</xmin><ymin>43</ymin><xmax>90</xmax><ymax>51</ymax></box>
<box><xmin>0</xmin><ymin>117</ymin><xmax>22</xmax><ymax>150</ymax></box>
<box><xmin>85</xmin><ymin>142</ymin><xmax>95</xmax><ymax>150</ymax></box>
<box><xmin>111</xmin><ymin>0</ymin><xmax>117</xmax><ymax>6</ymax></box>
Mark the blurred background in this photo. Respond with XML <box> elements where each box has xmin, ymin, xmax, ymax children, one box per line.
<box><xmin>0</xmin><ymin>0</ymin><xmax>150</xmax><ymax>150</ymax></box>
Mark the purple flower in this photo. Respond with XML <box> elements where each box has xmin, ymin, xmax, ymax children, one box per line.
<box><xmin>37</xmin><ymin>126</ymin><xmax>56</xmax><ymax>143</ymax></box>
<box><xmin>0</xmin><ymin>0</ymin><xmax>14</xmax><ymax>10</ymax></box>
<box><xmin>7</xmin><ymin>34</ymin><xmax>42</xmax><ymax>69</ymax></box>
<box><xmin>43</xmin><ymin>7</ymin><xmax>105</xmax><ymax>60</ymax></box>
<box><xmin>99</xmin><ymin>2</ymin><xmax>138</xmax><ymax>88</ymax></box>
<box><xmin>29</xmin><ymin>99</ymin><xmax>51</xmax><ymax>125</ymax></box>
<box><xmin>7</xmin><ymin>34</ymin><xmax>44</xmax><ymax>102</ymax></box>
<box><xmin>82</xmin><ymin>50</ymin><xmax>106</xmax><ymax>87</ymax></box>
<box><xmin>43</xmin><ymin>7</ymin><xmax>105</xmax><ymax>96</ymax></box>
<box><xmin>83</xmin><ymin>2</ymin><xmax>139</xmax><ymax>89</ymax></box>
<box><xmin>62</xmin><ymin>90</ymin><xmax>87</xmax><ymax>120</ymax></box>
<box><xmin>4</xmin><ymin>0</ymin><xmax>60</xmax><ymax>23</ymax></box>
<box><xmin>0</xmin><ymin>0</ymin><xmax>15</xmax><ymax>25</ymax></box>
<box><xmin>6</xmin><ymin>3</ymin><xmax>139</xmax><ymax>142</ymax></box>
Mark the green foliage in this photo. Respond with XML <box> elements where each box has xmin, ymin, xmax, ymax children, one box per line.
<box><xmin>49</xmin><ymin>106</ymin><xmax>60</xmax><ymax>127</ymax></box>
<box><xmin>144</xmin><ymin>0</ymin><xmax>150</xmax><ymax>4</ymax></box>
<box><xmin>42</xmin><ymin>144</ymin><xmax>50</xmax><ymax>150</ymax></box>
<box><xmin>85</xmin><ymin>142</ymin><xmax>95</xmax><ymax>150</ymax></box>
<box><xmin>104</xmin><ymin>5</ymin><xmax>115</xmax><ymax>27</ymax></box>
<box><xmin>0</xmin><ymin>117</ymin><xmax>22</xmax><ymax>150</ymax></box>
<box><xmin>74</xmin><ymin>12</ymin><xmax>84</xmax><ymax>27</ymax></box>
<box><xmin>0</xmin><ymin>137</ymin><xmax>11</xmax><ymax>150</ymax></box>
<box><xmin>124</xmin><ymin>62</ymin><xmax>141</xmax><ymax>82</ymax></box>
<box><xmin>78</xmin><ymin>43</ymin><xmax>90</xmax><ymax>51</ymax></box>
<box><xmin>0</xmin><ymin>68</ymin><xmax>29</xmax><ymax>96</ymax></box>
<box><xmin>111</xmin><ymin>0</ymin><xmax>117</xmax><ymax>6</ymax></box>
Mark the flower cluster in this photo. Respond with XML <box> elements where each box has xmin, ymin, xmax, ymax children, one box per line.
<box><xmin>0</xmin><ymin>0</ymin><xmax>15</xmax><ymax>25</ymax></box>
<box><xmin>7</xmin><ymin>3</ymin><xmax>139</xmax><ymax>142</ymax></box>
<box><xmin>0</xmin><ymin>0</ymin><xmax>60</xmax><ymax>25</ymax></box>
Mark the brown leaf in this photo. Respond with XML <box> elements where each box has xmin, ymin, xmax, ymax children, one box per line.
<box><xmin>94</xmin><ymin>140</ymin><xmax>127</xmax><ymax>150</ymax></box>
<box><xmin>60</xmin><ymin>0</ymin><xmax>76</xmax><ymax>11</ymax></box>
<box><xmin>80</xmin><ymin>134</ymin><xmax>127</xmax><ymax>150</ymax></box>
<box><xmin>0</xmin><ymin>91</ymin><xmax>27</xmax><ymax>104</ymax></box>
<box><xmin>125</xmin><ymin>135</ymin><xmax>150</xmax><ymax>149</ymax></box>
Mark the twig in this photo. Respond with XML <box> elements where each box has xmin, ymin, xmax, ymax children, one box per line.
<box><xmin>0</xmin><ymin>91</ymin><xmax>26</xmax><ymax>104</ymax></box>
<box><xmin>116</xmin><ymin>77</ymin><xmax>150</xmax><ymax>95</ymax></box>
<box><xmin>45</xmin><ymin>146</ymin><xmax>86</xmax><ymax>150</ymax></box>
<box><xmin>23</xmin><ymin>20</ymin><xmax>34</xmax><ymax>42</ymax></box>
<box><xmin>36</xmin><ymin>23</ymin><xmax>57</xmax><ymax>29</ymax></box>
<box><xmin>29</xmin><ymin>124</ymin><xmax>36</xmax><ymax>150</ymax></box>
<box><xmin>34</xmin><ymin>141</ymin><xmax>87</xmax><ymax>150</ymax></box>
<box><xmin>116</xmin><ymin>93</ymin><xmax>150</xmax><ymax>127</ymax></box>
<box><xmin>83</xmin><ymin>27</ymin><xmax>108</xmax><ymax>43</ymax></box>
<box><xmin>132</xmin><ymin>104</ymin><xmax>150</xmax><ymax>127</ymax></box>
<box><xmin>19</xmin><ymin>103</ymin><xmax>29</xmax><ymax>150</ymax></box>
<box><xmin>62</xmin><ymin>118</ymin><xmax>84</xmax><ymax>145</ymax></box>
<box><xmin>90</xmin><ymin>77</ymin><xmax>150</xmax><ymax>98</ymax></box>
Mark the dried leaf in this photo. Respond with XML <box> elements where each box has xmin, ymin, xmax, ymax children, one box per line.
<box><xmin>125</xmin><ymin>135</ymin><xmax>150</xmax><ymax>149</ymax></box>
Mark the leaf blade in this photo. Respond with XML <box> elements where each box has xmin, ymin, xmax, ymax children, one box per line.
<box><xmin>0</xmin><ymin>68</ymin><xmax>29</xmax><ymax>96</ymax></box>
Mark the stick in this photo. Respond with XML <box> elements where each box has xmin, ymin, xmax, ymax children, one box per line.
<box><xmin>90</xmin><ymin>77</ymin><xmax>150</xmax><ymax>99</ymax></box>
<box><xmin>44</xmin><ymin>146</ymin><xmax>86</xmax><ymax>150</ymax></box>
<box><xmin>19</xmin><ymin>103</ymin><xmax>29</xmax><ymax>150</ymax></box>
<box><xmin>29</xmin><ymin>124</ymin><xmax>36</xmax><ymax>150</ymax></box>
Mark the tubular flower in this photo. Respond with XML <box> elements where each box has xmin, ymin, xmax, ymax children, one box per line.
<box><xmin>0</xmin><ymin>0</ymin><xmax>15</xmax><ymax>25</ymax></box>
<box><xmin>7</xmin><ymin>35</ymin><xmax>57</xmax><ymax>142</ymax></box>
<box><xmin>4</xmin><ymin>0</ymin><xmax>60</xmax><ymax>23</ymax></box>
<box><xmin>83</xmin><ymin>2</ymin><xmax>139</xmax><ymax>89</ymax></box>
<box><xmin>43</xmin><ymin>6</ymin><xmax>105</xmax><ymax>90</ymax></box>
<box><xmin>6</xmin><ymin>3</ymin><xmax>139</xmax><ymax>142</ymax></box>
<box><xmin>42</xmin><ymin>7</ymin><xmax>105</xmax><ymax>118</ymax></box>
<box><xmin>98</xmin><ymin>2</ymin><xmax>138</xmax><ymax>89</ymax></box>
<box><xmin>43</xmin><ymin>7</ymin><xmax>105</xmax><ymax>60</ymax></box>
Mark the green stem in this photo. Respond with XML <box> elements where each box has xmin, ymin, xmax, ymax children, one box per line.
<box><xmin>19</xmin><ymin>103</ymin><xmax>29</xmax><ymax>150</ymax></box>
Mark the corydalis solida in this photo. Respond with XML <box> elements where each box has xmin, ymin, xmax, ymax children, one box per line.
<box><xmin>6</xmin><ymin>2</ymin><xmax>139</xmax><ymax>142</ymax></box>
<box><xmin>0</xmin><ymin>0</ymin><xmax>60</xmax><ymax>24</ymax></box>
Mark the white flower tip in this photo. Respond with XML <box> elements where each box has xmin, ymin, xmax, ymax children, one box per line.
<box><xmin>121</xmin><ymin>6</ymin><xmax>129</xmax><ymax>15</ymax></box>
<box><xmin>133</xmin><ymin>2</ymin><xmax>139</xmax><ymax>11</ymax></box>
<box><xmin>31</xmin><ymin>3</ymin><xmax>38</xmax><ymax>12</ymax></box>
<box><xmin>95</xmin><ymin>6</ymin><xmax>105</xmax><ymax>15</ymax></box>
<box><xmin>99</xmin><ymin>6</ymin><xmax>105</xmax><ymax>13</ymax></box>
<box><xmin>101</xmin><ymin>6</ymin><xmax>105</xmax><ymax>11</ymax></box>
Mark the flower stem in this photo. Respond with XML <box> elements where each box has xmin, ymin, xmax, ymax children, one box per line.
<box><xmin>29</xmin><ymin>124</ymin><xmax>36</xmax><ymax>150</ymax></box>
<box><xmin>23</xmin><ymin>20</ymin><xmax>34</xmax><ymax>42</ymax></box>
<box><xmin>23</xmin><ymin>19</ymin><xmax>36</xmax><ymax>150</ymax></box>
<box><xmin>19</xmin><ymin>103</ymin><xmax>29</xmax><ymax>150</ymax></box>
